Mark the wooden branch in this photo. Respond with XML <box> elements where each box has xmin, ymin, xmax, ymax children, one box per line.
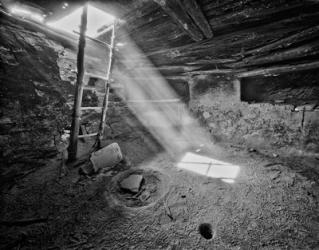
<box><xmin>181</xmin><ymin>0</ymin><xmax>213</xmax><ymax>38</ymax></box>
<box><xmin>236</xmin><ymin>61</ymin><xmax>319</xmax><ymax>78</ymax></box>
<box><xmin>153</xmin><ymin>0</ymin><xmax>204</xmax><ymax>41</ymax></box>
<box><xmin>126</xmin><ymin>65</ymin><xmax>201</xmax><ymax>75</ymax></box>
<box><xmin>187</xmin><ymin>68</ymin><xmax>242</xmax><ymax>76</ymax></box>
<box><xmin>242</xmin><ymin>25</ymin><xmax>319</xmax><ymax>56</ymax></box>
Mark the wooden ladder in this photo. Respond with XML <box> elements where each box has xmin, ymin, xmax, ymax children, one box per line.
<box><xmin>68</xmin><ymin>4</ymin><xmax>116</xmax><ymax>161</ymax></box>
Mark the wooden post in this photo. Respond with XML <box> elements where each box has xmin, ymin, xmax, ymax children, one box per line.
<box><xmin>68</xmin><ymin>4</ymin><xmax>88</xmax><ymax>161</ymax></box>
<box><xmin>98</xmin><ymin>23</ymin><xmax>115</xmax><ymax>148</ymax></box>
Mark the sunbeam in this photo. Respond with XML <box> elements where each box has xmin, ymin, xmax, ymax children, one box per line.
<box><xmin>113</xmin><ymin>36</ymin><xmax>210</xmax><ymax>156</ymax></box>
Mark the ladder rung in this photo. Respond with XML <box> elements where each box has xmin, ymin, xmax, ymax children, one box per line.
<box><xmin>84</xmin><ymin>72</ymin><xmax>108</xmax><ymax>81</ymax></box>
<box><xmin>96</xmin><ymin>24</ymin><xmax>114</xmax><ymax>37</ymax></box>
<box><xmin>83</xmin><ymin>86</ymin><xmax>96</xmax><ymax>90</ymax></box>
<box><xmin>126</xmin><ymin>99</ymin><xmax>181</xmax><ymax>103</ymax></box>
<box><xmin>110</xmin><ymin>84</ymin><xmax>124</xmax><ymax>89</ymax></box>
<box><xmin>78</xmin><ymin>133</ymin><xmax>98</xmax><ymax>138</ymax></box>
<box><xmin>73</xmin><ymin>31</ymin><xmax>112</xmax><ymax>48</ymax></box>
<box><xmin>81</xmin><ymin>107</ymin><xmax>103</xmax><ymax>111</ymax></box>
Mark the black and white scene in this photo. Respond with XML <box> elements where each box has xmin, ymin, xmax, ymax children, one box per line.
<box><xmin>0</xmin><ymin>0</ymin><xmax>319</xmax><ymax>249</ymax></box>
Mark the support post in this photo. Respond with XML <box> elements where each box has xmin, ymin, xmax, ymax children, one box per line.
<box><xmin>68</xmin><ymin>4</ymin><xmax>88</xmax><ymax>161</ymax></box>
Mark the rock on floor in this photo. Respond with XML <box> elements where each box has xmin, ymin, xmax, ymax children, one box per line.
<box><xmin>119</xmin><ymin>174</ymin><xmax>144</xmax><ymax>193</ymax></box>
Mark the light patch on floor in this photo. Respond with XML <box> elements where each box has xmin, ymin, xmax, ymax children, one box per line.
<box><xmin>177</xmin><ymin>152</ymin><xmax>240</xmax><ymax>183</ymax></box>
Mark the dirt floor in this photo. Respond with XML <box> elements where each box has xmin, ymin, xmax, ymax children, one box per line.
<box><xmin>0</xmin><ymin>128</ymin><xmax>319</xmax><ymax>249</ymax></box>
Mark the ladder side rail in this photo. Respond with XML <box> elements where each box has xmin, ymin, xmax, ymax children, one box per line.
<box><xmin>98</xmin><ymin>23</ymin><xmax>116</xmax><ymax>147</ymax></box>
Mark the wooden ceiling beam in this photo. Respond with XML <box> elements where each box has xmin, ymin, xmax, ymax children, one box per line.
<box><xmin>236</xmin><ymin>61</ymin><xmax>319</xmax><ymax>78</ymax></box>
<box><xmin>181</xmin><ymin>0</ymin><xmax>213</xmax><ymax>39</ymax></box>
<box><xmin>242</xmin><ymin>25</ymin><xmax>319</xmax><ymax>57</ymax></box>
<box><xmin>153</xmin><ymin>0</ymin><xmax>204</xmax><ymax>41</ymax></box>
<box><xmin>230</xmin><ymin>40</ymin><xmax>319</xmax><ymax>68</ymax></box>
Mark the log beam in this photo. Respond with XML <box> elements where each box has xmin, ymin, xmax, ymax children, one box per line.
<box><xmin>242</xmin><ymin>25</ymin><xmax>319</xmax><ymax>57</ymax></box>
<box><xmin>236</xmin><ymin>61</ymin><xmax>319</xmax><ymax>78</ymax></box>
<box><xmin>153</xmin><ymin>0</ymin><xmax>204</xmax><ymax>41</ymax></box>
<box><xmin>181</xmin><ymin>0</ymin><xmax>213</xmax><ymax>39</ymax></box>
<box><xmin>231</xmin><ymin>40</ymin><xmax>319</xmax><ymax>68</ymax></box>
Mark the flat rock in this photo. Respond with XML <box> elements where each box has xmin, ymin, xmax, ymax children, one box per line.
<box><xmin>203</xmin><ymin>111</ymin><xmax>211</xmax><ymax>119</ymax></box>
<box><xmin>120</xmin><ymin>174</ymin><xmax>144</xmax><ymax>193</ymax></box>
<box><xmin>90</xmin><ymin>143</ymin><xmax>123</xmax><ymax>172</ymax></box>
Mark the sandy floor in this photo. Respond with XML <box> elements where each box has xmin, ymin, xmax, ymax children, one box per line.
<box><xmin>0</xmin><ymin>132</ymin><xmax>319</xmax><ymax>249</ymax></box>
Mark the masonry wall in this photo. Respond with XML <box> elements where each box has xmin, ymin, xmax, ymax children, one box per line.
<box><xmin>189</xmin><ymin>74</ymin><xmax>319</xmax><ymax>154</ymax></box>
<box><xmin>0</xmin><ymin>15</ymin><xmax>78</xmax><ymax>183</ymax></box>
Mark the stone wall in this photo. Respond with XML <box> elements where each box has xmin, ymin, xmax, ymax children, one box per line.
<box><xmin>0</xmin><ymin>16</ymin><xmax>75</xmax><ymax>179</ymax></box>
<box><xmin>189</xmin><ymin>74</ymin><xmax>319</xmax><ymax>154</ymax></box>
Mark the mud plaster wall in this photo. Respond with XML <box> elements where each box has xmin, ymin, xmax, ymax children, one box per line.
<box><xmin>0</xmin><ymin>17</ymin><xmax>76</xmax><ymax>180</ymax></box>
<box><xmin>188</xmin><ymin>74</ymin><xmax>319</xmax><ymax>153</ymax></box>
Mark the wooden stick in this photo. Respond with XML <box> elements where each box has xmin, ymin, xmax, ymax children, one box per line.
<box><xmin>68</xmin><ymin>4</ymin><xmax>88</xmax><ymax>162</ymax></box>
<box><xmin>78</xmin><ymin>133</ymin><xmax>98</xmax><ymax>138</ymax></box>
<box><xmin>188</xmin><ymin>68</ymin><xmax>242</xmax><ymax>75</ymax></box>
<box><xmin>80</xmin><ymin>107</ymin><xmax>103</xmax><ymax>111</ymax></box>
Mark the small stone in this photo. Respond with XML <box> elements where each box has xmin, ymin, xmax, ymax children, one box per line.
<box><xmin>203</xmin><ymin>111</ymin><xmax>211</xmax><ymax>119</ymax></box>
<box><xmin>120</xmin><ymin>174</ymin><xmax>144</xmax><ymax>193</ymax></box>
<box><xmin>90</xmin><ymin>143</ymin><xmax>123</xmax><ymax>172</ymax></box>
<box><xmin>208</xmin><ymin>123</ymin><xmax>216</xmax><ymax>128</ymax></box>
<box><xmin>139</xmin><ymin>191</ymin><xmax>150</xmax><ymax>202</ymax></box>
<box><xmin>79</xmin><ymin>163</ymin><xmax>94</xmax><ymax>176</ymax></box>
<box><xmin>269</xmin><ymin>171</ymin><xmax>281</xmax><ymax>180</ymax></box>
<box><xmin>102</xmin><ymin>171</ymin><xmax>114</xmax><ymax>177</ymax></box>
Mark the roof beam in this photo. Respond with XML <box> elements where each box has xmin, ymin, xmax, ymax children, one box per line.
<box><xmin>236</xmin><ymin>61</ymin><xmax>319</xmax><ymax>78</ymax></box>
<box><xmin>181</xmin><ymin>0</ymin><xmax>213</xmax><ymax>39</ymax></box>
<box><xmin>153</xmin><ymin>0</ymin><xmax>204</xmax><ymax>41</ymax></box>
